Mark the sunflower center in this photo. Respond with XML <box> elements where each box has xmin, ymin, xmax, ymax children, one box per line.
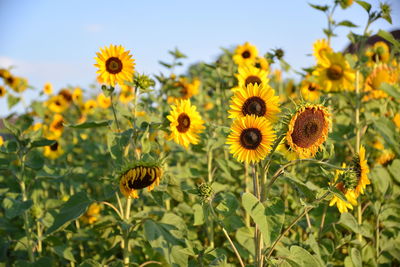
<box><xmin>126</xmin><ymin>167</ymin><xmax>157</xmax><ymax>190</ymax></box>
<box><xmin>54</xmin><ymin>120</ymin><xmax>64</xmax><ymax>130</ymax></box>
<box><xmin>59</xmin><ymin>90</ymin><xmax>72</xmax><ymax>102</ymax></box>
<box><xmin>308</xmin><ymin>84</ymin><xmax>317</xmax><ymax>91</ymax></box>
<box><xmin>255</xmin><ymin>62</ymin><xmax>261</xmax><ymax>69</ymax></box>
<box><xmin>177</xmin><ymin>113</ymin><xmax>191</xmax><ymax>133</ymax></box>
<box><xmin>291</xmin><ymin>108</ymin><xmax>325</xmax><ymax>148</ymax></box>
<box><xmin>105</xmin><ymin>57</ymin><xmax>123</xmax><ymax>74</ymax></box>
<box><xmin>50</xmin><ymin>142</ymin><xmax>59</xmax><ymax>151</ymax></box>
<box><xmin>327</xmin><ymin>64</ymin><xmax>343</xmax><ymax>80</ymax></box>
<box><xmin>245</xmin><ymin>75</ymin><xmax>262</xmax><ymax>86</ymax></box>
<box><xmin>242</xmin><ymin>97</ymin><xmax>266</xmax><ymax>117</ymax></box>
<box><xmin>242</xmin><ymin>51</ymin><xmax>251</xmax><ymax>59</ymax></box>
<box><xmin>240</xmin><ymin>128</ymin><xmax>262</xmax><ymax>150</ymax></box>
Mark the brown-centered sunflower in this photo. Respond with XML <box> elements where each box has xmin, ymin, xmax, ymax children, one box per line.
<box><xmin>253</xmin><ymin>57</ymin><xmax>270</xmax><ymax>71</ymax></box>
<box><xmin>226</xmin><ymin>115</ymin><xmax>275</xmax><ymax>164</ymax></box>
<box><xmin>43</xmin><ymin>82</ymin><xmax>53</xmax><ymax>95</ymax></box>
<box><xmin>46</xmin><ymin>95</ymin><xmax>68</xmax><ymax>113</ymax></box>
<box><xmin>233</xmin><ymin>42</ymin><xmax>258</xmax><ymax>65</ymax></box>
<box><xmin>119</xmin><ymin>164</ymin><xmax>163</xmax><ymax>199</ymax></box>
<box><xmin>300</xmin><ymin>78</ymin><xmax>321</xmax><ymax>102</ymax></box>
<box><xmin>286</xmin><ymin>104</ymin><xmax>331</xmax><ymax>158</ymax></box>
<box><xmin>235</xmin><ymin>65</ymin><xmax>269</xmax><ymax>88</ymax></box>
<box><xmin>94</xmin><ymin>44</ymin><xmax>135</xmax><ymax>87</ymax></box>
<box><xmin>228</xmin><ymin>83</ymin><xmax>280</xmax><ymax>122</ymax></box>
<box><xmin>352</xmin><ymin>145</ymin><xmax>370</xmax><ymax>196</ymax></box>
<box><xmin>176</xmin><ymin>77</ymin><xmax>201</xmax><ymax>99</ymax></box>
<box><xmin>365</xmin><ymin>41</ymin><xmax>390</xmax><ymax>66</ymax></box>
<box><xmin>49</xmin><ymin>114</ymin><xmax>64</xmax><ymax>138</ymax></box>
<box><xmin>363</xmin><ymin>64</ymin><xmax>397</xmax><ymax>101</ymax></box>
<box><xmin>44</xmin><ymin>141</ymin><xmax>63</xmax><ymax>159</ymax></box>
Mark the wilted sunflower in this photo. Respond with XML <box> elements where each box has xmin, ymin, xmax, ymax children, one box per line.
<box><xmin>300</xmin><ymin>79</ymin><xmax>321</xmax><ymax>102</ymax></box>
<box><xmin>0</xmin><ymin>86</ymin><xmax>6</xmax><ymax>97</ymax></box>
<box><xmin>286</xmin><ymin>104</ymin><xmax>331</xmax><ymax>158</ymax></box>
<box><xmin>313</xmin><ymin>39</ymin><xmax>333</xmax><ymax>63</ymax></box>
<box><xmin>365</xmin><ymin>41</ymin><xmax>390</xmax><ymax>65</ymax></box>
<box><xmin>228</xmin><ymin>83</ymin><xmax>280</xmax><ymax>122</ymax></box>
<box><xmin>329</xmin><ymin>164</ymin><xmax>358</xmax><ymax>213</ymax></box>
<box><xmin>167</xmin><ymin>99</ymin><xmax>205</xmax><ymax>148</ymax></box>
<box><xmin>119</xmin><ymin>164</ymin><xmax>163</xmax><ymax>199</ymax></box>
<box><xmin>43</xmin><ymin>82</ymin><xmax>53</xmax><ymax>95</ymax></box>
<box><xmin>313</xmin><ymin>52</ymin><xmax>355</xmax><ymax>92</ymax></box>
<box><xmin>49</xmin><ymin>114</ymin><xmax>64</xmax><ymax>138</ymax></box>
<box><xmin>352</xmin><ymin>145</ymin><xmax>370</xmax><ymax>196</ymax></box>
<box><xmin>233</xmin><ymin>42</ymin><xmax>258</xmax><ymax>65</ymax></box>
<box><xmin>44</xmin><ymin>141</ymin><xmax>63</xmax><ymax>159</ymax></box>
<box><xmin>363</xmin><ymin>64</ymin><xmax>397</xmax><ymax>101</ymax></box>
<box><xmin>97</xmin><ymin>93</ymin><xmax>111</xmax><ymax>109</ymax></box>
<box><xmin>235</xmin><ymin>65</ymin><xmax>269</xmax><ymax>88</ymax></box>
<box><xmin>226</xmin><ymin>115</ymin><xmax>275</xmax><ymax>163</ymax></box>
<box><xmin>94</xmin><ymin>44</ymin><xmax>135</xmax><ymax>87</ymax></box>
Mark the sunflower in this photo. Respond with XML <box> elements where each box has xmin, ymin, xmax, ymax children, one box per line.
<box><xmin>313</xmin><ymin>52</ymin><xmax>355</xmax><ymax>92</ymax></box>
<box><xmin>329</xmin><ymin>164</ymin><xmax>358</xmax><ymax>213</ymax></box>
<box><xmin>228</xmin><ymin>83</ymin><xmax>280</xmax><ymax>122</ymax></box>
<box><xmin>119</xmin><ymin>165</ymin><xmax>163</xmax><ymax>199</ymax></box>
<box><xmin>59</xmin><ymin>89</ymin><xmax>73</xmax><ymax>104</ymax></box>
<box><xmin>0</xmin><ymin>86</ymin><xmax>6</xmax><ymax>97</ymax></box>
<box><xmin>277</xmin><ymin>138</ymin><xmax>298</xmax><ymax>161</ymax></box>
<box><xmin>97</xmin><ymin>93</ymin><xmax>111</xmax><ymax>109</ymax></box>
<box><xmin>47</xmin><ymin>95</ymin><xmax>68</xmax><ymax>113</ymax></box>
<box><xmin>253</xmin><ymin>57</ymin><xmax>270</xmax><ymax>71</ymax></box>
<box><xmin>394</xmin><ymin>113</ymin><xmax>400</xmax><ymax>129</ymax></box>
<box><xmin>94</xmin><ymin>44</ymin><xmax>135</xmax><ymax>87</ymax></box>
<box><xmin>235</xmin><ymin>65</ymin><xmax>269</xmax><ymax>88</ymax></box>
<box><xmin>167</xmin><ymin>99</ymin><xmax>205</xmax><ymax>148</ymax></box>
<box><xmin>119</xmin><ymin>90</ymin><xmax>135</xmax><ymax>104</ymax></box>
<box><xmin>7</xmin><ymin>76</ymin><xmax>28</xmax><ymax>93</ymax></box>
<box><xmin>313</xmin><ymin>39</ymin><xmax>333</xmax><ymax>63</ymax></box>
<box><xmin>0</xmin><ymin>69</ymin><xmax>11</xmax><ymax>79</ymax></box>
<box><xmin>226</xmin><ymin>115</ymin><xmax>275</xmax><ymax>164</ymax></box>
<box><xmin>0</xmin><ymin>136</ymin><xmax>3</xmax><ymax>146</ymax></box>
<box><xmin>83</xmin><ymin>99</ymin><xmax>97</xmax><ymax>114</ymax></box>
<box><xmin>49</xmin><ymin>114</ymin><xmax>64</xmax><ymax>138</ymax></box>
<box><xmin>365</xmin><ymin>41</ymin><xmax>390</xmax><ymax>65</ymax></box>
<box><xmin>286</xmin><ymin>104</ymin><xmax>331</xmax><ymax>158</ymax></box>
<box><xmin>176</xmin><ymin>77</ymin><xmax>201</xmax><ymax>99</ymax></box>
<box><xmin>44</xmin><ymin>141</ymin><xmax>64</xmax><ymax>159</ymax></box>
<box><xmin>80</xmin><ymin>203</ymin><xmax>101</xmax><ymax>224</ymax></box>
<box><xmin>233</xmin><ymin>42</ymin><xmax>258</xmax><ymax>65</ymax></box>
<box><xmin>352</xmin><ymin>145</ymin><xmax>370</xmax><ymax>196</ymax></box>
<box><xmin>376</xmin><ymin>151</ymin><xmax>395</xmax><ymax>166</ymax></box>
<box><xmin>300</xmin><ymin>78</ymin><xmax>321</xmax><ymax>102</ymax></box>
<box><xmin>363</xmin><ymin>64</ymin><xmax>397</xmax><ymax>101</ymax></box>
<box><xmin>72</xmin><ymin>87</ymin><xmax>83</xmax><ymax>104</ymax></box>
<box><xmin>43</xmin><ymin>82</ymin><xmax>53</xmax><ymax>95</ymax></box>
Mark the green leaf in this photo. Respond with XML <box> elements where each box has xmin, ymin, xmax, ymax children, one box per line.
<box><xmin>355</xmin><ymin>0</ymin><xmax>371</xmax><ymax>12</ymax></box>
<box><xmin>193</xmin><ymin>204</ymin><xmax>204</xmax><ymax>226</ymax></box>
<box><xmin>79</xmin><ymin>259</ymin><xmax>101</xmax><ymax>267</ymax></box>
<box><xmin>25</xmin><ymin>150</ymin><xmax>44</xmax><ymax>170</ymax></box>
<box><xmin>371</xmin><ymin>166</ymin><xmax>391</xmax><ymax>195</ymax></box>
<box><xmin>308</xmin><ymin>3</ymin><xmax>329</xmax><ymax>12</ymax></box>
<box><xmin>235</xmin><ymin>227</ymin><xmax>255</xmax><ymax>255</ymax></box>
<box><xmin>329</xmin><ymin>186</ymin><xmax>348</xmax><ymax>203</ymax></box>
<box><xmin>215</xmin><ymin>192</ymin><xmax>239</xmax><ymax>217</ymax></box>
<box><xmin>373</xmin><ymin>118</ymin><xmax>400</xmax><ymax>155</ymax></box>
<box><xmin>388</xmin><ymin>160</ymin><xmax>400</xmax><ymax>183</ymax></box>
<box><xmin>380</xmin><ymin>83</ymin><xmax>400</xmax><ymax>99</ymax></box>
<box><xmin>337</xmin><ymin>20</ymin><xmax>358</xmax><ymax>27</ymax></box>
<box><xmin>350</xmin><ymin>248</ymin><xmax>362</xmax><ymax>267</ymax></box>
<box><xmin>3</xmin><ymin>119</ymin><xmax>20</xmax><ymax>137</ymax></box>
<box><xmin>287</xmin><ymin>246</ymin><xmax>323</xmax><ymax>267</ymax></box>
<box><xmin>265</xmin><ymin>198</ymin><xmax>285</xmax><ymax>245</ymax></box>
<box><xmin>30</xmin><ymin>139</ymin><xmax>55</xmax><ymax>148</ymax></box>
<box><xmin>67</xmin><ymin>120</ymin><xmax>111</xmax><ymax>129</ymax></box>
<box><xmin>377</xmin><ymin>30</ymin><xmax>400</xmax><ymax>49</ymax></box>
<box><xmin>53</xmin><ymin>245</ymin><xmax>75</xmax><ymax>262</ymax></box>
<box><xmin>45</xmin><ymin>192</ymin><xmax>92</xmax><ymax>235</ymax></box>
<box><xmin>7</xmin><ymin>94</ymin><xmax>20</xmax><ymax>109</ymax></box>
<box><xmin>338</xmin><ymin>212</ymin><xmax>360</xmax><ymax>234</ymax></box>
<box><xmin>2</xmin><ymin>197</ymin><xmax>33</xmax><ymax>219</ymax></box>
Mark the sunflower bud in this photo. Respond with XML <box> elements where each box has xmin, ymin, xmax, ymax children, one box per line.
<box><xmin>196</xmin><ymin>182</ymin><xmax>214</xmax><ymax>204</ymax></box>
<box><xmin>134</xmin><ymin>74</ymin><xmax>155</xmax><ymax>91</ymax></box>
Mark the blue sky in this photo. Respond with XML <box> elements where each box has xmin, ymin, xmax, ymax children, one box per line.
<box><xmin>0</xmin><ymin>0</ymin><xmax>399</xmax><ymax>115</ymax></box>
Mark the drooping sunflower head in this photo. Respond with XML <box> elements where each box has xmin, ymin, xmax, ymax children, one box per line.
<box><xmin>233</xmin><ymin>42</ymin><xmax>258</xmax><ymax>65</ymax></box>
<box><xmin>119</xmin><ymin>161</ymin><xmax>163</xmax><ymax>199</ymax></box>
<box><xmin>286</xmin><ymin>104</ymin><xmax>331</xmax><ymax>158</ymax></box>
<box><xmin>366</xmin><ymin>41</ymin><xmax>390</xmax><ymax>65</ymax></box>
<box><xmin>312</xmin><ymin>39</ymin><xmax>333</xmax><ymax>64</ymax></box>
<box><xmin>329</xmin><ymin>163</ymin><xmax>358</xmax><ymax>213</ymax></box>
<box><xmin>167</xmin><ymin>99</ymin><xmax>205</xmax><ymax>148</ymax></box>
<box><xmin>94</xmin><ymin>44</ymin><xmax>135</xmax><ymax>87</ymax></box>
<box><xmin>313</xmin><ymin>52</ymin><xmax>355</xmax><ymax>92</ymax></box>
<box><xmin>226</xmin><ymin>115</ymin><xmax>276</xmax><ymax>164</ymax></box>
<box><xmin>229</xmin><ymin>83</ymin><xmax>280</xmax><ymax>122</ymax></box>
<box><xmin>300</xmin><ymin>78</ymin><xmax>321</xmax><ymax>102</ymax></box>
<box><xmin>363</xmin><ymin>64</ymin><xmax>397</xmax><ymax>101</ymax></box>
<box><xmin>235</xmin><ymin>64</ymin><xmax>269</xmax><ymax>88</ymax></box>
<box><xmin>43</xmin><ymin>82</ymin><xmax>53</xmax><ymax>95</ymax></box>
<box><xmin>352</xmin><ymin>145</ymin><xmax>371</xmax><ymax>196</ymax></box>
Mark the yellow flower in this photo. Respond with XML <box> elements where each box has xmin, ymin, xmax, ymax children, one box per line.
<box><xmin>59</xmin><ymin>89</ymin><xmax>73</xmax><ymax>104</ymax></box>
<box><xmin>119</xmin><ymin>89</ymin><xmax>135</xmax><ymax>104</ymax></box>
<box><xmin>277</xmin><ymin>139</ymin><xmax>298</xmax><ymax>161</ymax></box>
<box><xmin>0</xmin><ymin>69</ymin><xmax>11</xmax><ymax>79</ymax></box>
<box><xmin>253</xmin><ymin>57</ymin><xmax>270</xmax><ymax>71</ymax></box>
<box><xmin>47</xmin><ymin>95</ymin><xmax>68</xmax><ymax>113</ymax></box>
<box><xmin>300</xmin><ymin>79</ymin><xmax>321</xmax><ymax>102</ymax></box>
<box><xmin>376</xmin><ymin>151</ymin><xmax>395</xmax><ymax>166</ymax></box>
<box><xmin>49</xmin><ymin>114</ymin><xmax>64</xmax><ymax>138</ymax></box>
<box><xmin>313</xmin><ymin>39</ymin><xmax>333</xmax><ymax>64</ymax></box>
<box><xmin>203</xmin><ymin>102</ymin><xmax>214</xmax><ymax>111</ymax></box>
<box><xmin>176</xmin><ymin>77</ymin><xmax>201</xmax><ymax>99</ymax></box>
<box><xmin>329</xmin><ymin>164</ymin><xmax>358</xmax><ymax>213</ymax></box>
<box><xmin>271</xmin><ymin>69</ymin><xmax>282</xmax><ymax>82</ymax></box>
<box><xmin>97</xmin><ymin>93</ymin><xmax>111</xmax><ymax>109</ymax></box>
<box><xmin>394</xmin><ymin>113</ymin><xmax>400</xmax><ymax>129</ymax></box>
<box><xmin>0</xmin><ymin>86</ymin><xmax>6</xmax><ymax>97</ymax></box>
<box><xmin>119</xmin><ymin>165</ymin><xmax>163</xmax><ymax>199</ymax></box>
<box><xmin>81</xmin><ymin>203</ymin><xmax>101</xmax><ymax>224</ymax></box>
<box><xmin>6</xmin><ymin>76</ymin><xmax>28</xmax><ymax>93</ymax></box>
<box><xmin>353</xmin><ymin>145</ymin><xmax>370</xmax><ymax>196</ymax></box>
<box><xmin>233</xmin><ymin>42</ymin><xmax>258</xmax><ymax>65</ymax></box>
<box><xmin>363</xmin><ymin>64</ymin><xmax>397</xmax><ymax>101</ymax></box>
<box><xmin>43</xmin><ymin>82</ymin><xmax>53</xmax><ymax>95</ymax></box>
<box><xmin>134</xmin><ymin>110</ymin><xmax>146</xmax><ymax>117</ymax></box>
<box><xmin>235</xmin><ymin>65</ymin><xmax>269</xmax><ymax>88</ymax></box>
<box><xmin>313</xmin><ymin>52</ymin><xmax>355</xmax><ymax>92</ymax></box>
<box><xmin>72</xmin><ymin>87</ymin><xmax>83</xmax><ymax>104</ymax></box>
<box><xmin>228</xmin><ymin>83</ymin><xmax>280</xmax><ymax>122</ymax></box>
<box><xmin>0</xmin><ymin>136</ymin><xmax>3</xmax><ymax>146</ymax></box>
<box><xmin>83</xmin><ymin>99</ymin><xmax>97</xmax><ymax>114</ymax></box>
<box><xmin>167</xmin><ymin>99</ymin><xmax>205</xmax><ymax>148</ymax></box>
<box><xmin>44</xmin><ymin>141</ymin><xmax>64</xmax><ymax>159</ymax></box>
<box><xmin>286</xmin><ymin>104</ymin><xmax>331</xmax><ymax>158</ymax></box>
<box><xmin>365</xmin><ymin>41</ymin><xmax>390</xmax><ymax>65</ymax></box>
<box><xmin>226</xmin><ymin>115</ymin><xmax>275</xmax><ymax>164</ymax></box>
<box><xmin>94</xmin><ymin>44</ymin><xmax>135</xmax><ymax>87</ymax></box>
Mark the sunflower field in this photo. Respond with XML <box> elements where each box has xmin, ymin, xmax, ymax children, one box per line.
<box><xmin>1</xmin><ymin>1</ymin><xmax>400</xmax><ymax>266</ymax></box>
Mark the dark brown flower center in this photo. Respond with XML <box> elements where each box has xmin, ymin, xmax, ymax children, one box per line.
<box><xmin>291</xmin><ymin>108</ymin><xmax>325</xmax><ymax>148</ymax></box>
<box><xmin>255</xmin><ymin>62</ymin><xmax>261</xmax><ymax>69</ymax></box>
<box><xmin>242</xmin><ymin>96</ymin><xmax>266</xmax><ymax>117</ymax></box>
<box><xmin>54</xmin><ymin>120</ymin><xmax>64</xmax><ymax>130</ymax></box>
<box><xmin>245</xmin><ymin>75</ymin><xmax>262</xmax><ymax>86</ymax></box>
<box><xmin>176</xmin><ymin>113</ymin><xmax>191</xmax><ymax>133</ymax></box>
<box><xmin>240</xmin><ymin>128</ymin><xmax>262</xmax><ymax>150</ymax></box>
<box><xmin>242</xmin><ymin>51</ymin><xmax>251</xmax><ymax>59</ymax></box>
<box><xmin>59</xmin><ymin>90</ymin><xmax>72</xmax><ymax>102</ymax></box>
<box><xmin>327</xmin><ymin>64</ymin><xmax>343</xmax><ymax>80</ymax></box>
<box><xmin>126</xmin><ymin>167</ymin><xmax>158</xmax><ymax>190</ymax></box>
<box><xmin>50</xmin><ymin>142</ymin><xmax>59</xmax><ymax>151</ymax></box>
<box><xmin>308</xmin><ymin>84</ymin><xmax>317</xmax><ymax>91</ymax></box>
<box><xmin>105</xmin><ymin>57</ymin><xmax>123</xmax><ymax>74</ymax></box>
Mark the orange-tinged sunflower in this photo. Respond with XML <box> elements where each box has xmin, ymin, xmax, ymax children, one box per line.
<box><xmin>329</xmin><ymin>163</ymin><xmax>358</xmax><ymax>213</ymax></box>
<box><xmin>0</xmin><ymin>86</ymin><xmax>6</xmax><ymax>97</ymax></box>
<box><xmin>228</xmin><ymin>83</ymin><xmax>280</xmax><ymax>122</ymax></box>
<box><xmin>49</xmin><ymin>114</ymin><xmax>64</xmax><ymax>138</ymax></box>
<box><xmin>119</xmin><ymin>165</ymin><xmax>163</xmax><ymax>199</ymax></box>
<box><xmin>235</xmin><ymin>65</ymin><xmax>269</xmax><ymax>88</ymax></box>
<box><xmin>233</xmin><ymin>42</ymin><xmax>258</xmax><ymax>65</ymax></box>
<box><xmin>353</xmin><ymin>145</ymin><xmax>370</xmax><ymax>196</ymax></box>
<box><xmin>226</xmin><ymin>115</ymin><xmax>275</xmax><ymax>164</ymax></box>
<box><xmin>366</xmin><ymin>41</ymin><xmax>390</xmax><ymax>65</ymax></box>
<box><xmin>167</xmin><ymin>99</ymin><xmax>205</xmax><ymax>148</ymax></box>
<box><xmin>313</xmin><ymin>52</ymin><xmax>355</xmax><ymax>92</ymax></box>
<box><xmin>286</xmin><ymin>104</ymin><xmax>331</xmax><ymax>158</ymax></box>
<box><xmin>363</xmin><ymin>64</ymin><xmax>397</xmax><ymax>101</ymax></box>
<box><xmin>97</xmin><ymin>93</ymin><xmax>111</xmax><ymax>109</ymax></box>
<box><xmin>300</xmin><ymin>79</ymin><xmax>321</xmax><ymax>102</ymax></box>
<box><xmin>313</xmin><ymin>39</ymin><xmax>333</xmax><ymax>64</ymax></box>
<box><xmin>43</xmin><ymin>82</ymin><xmax>53</xmax><ymax>95</ymax></box>
<box><xmin>44</xmin><ymin>141</ymin><xmax>63</xmax><ymax>159</ymax></box>
<box><xmin>94</xmin><ymin>44</ymin><xmax>135</xmax><ymax>87</ymax></box>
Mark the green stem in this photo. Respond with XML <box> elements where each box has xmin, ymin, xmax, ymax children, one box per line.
<box><xmin>207</xmin><ymin>148</ymin><xmax>214</xmax><ymax>248</ymax></box>
<box><xmin>244</xmin><ymin>163</ymin><xmax>250</xmax><ymax>227</ymax></box>
<box><xmin>252</xmin><ymin>164</ymin><xmax>262</xmax><ymax>267</ymax></box>
<box><xmin>355</xmin><ymin>70</ymin><xmax>363</xmax><ymax>243</ymax></box>
<box><xmin>110</xmin><ymin>92</ymin><xmax>121</xmax><ymax>131</ymax></box>
<box><xmin>123</xmin><ymin>197</ymin><xmax>132</xmax><ymax>267</ymax></box>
